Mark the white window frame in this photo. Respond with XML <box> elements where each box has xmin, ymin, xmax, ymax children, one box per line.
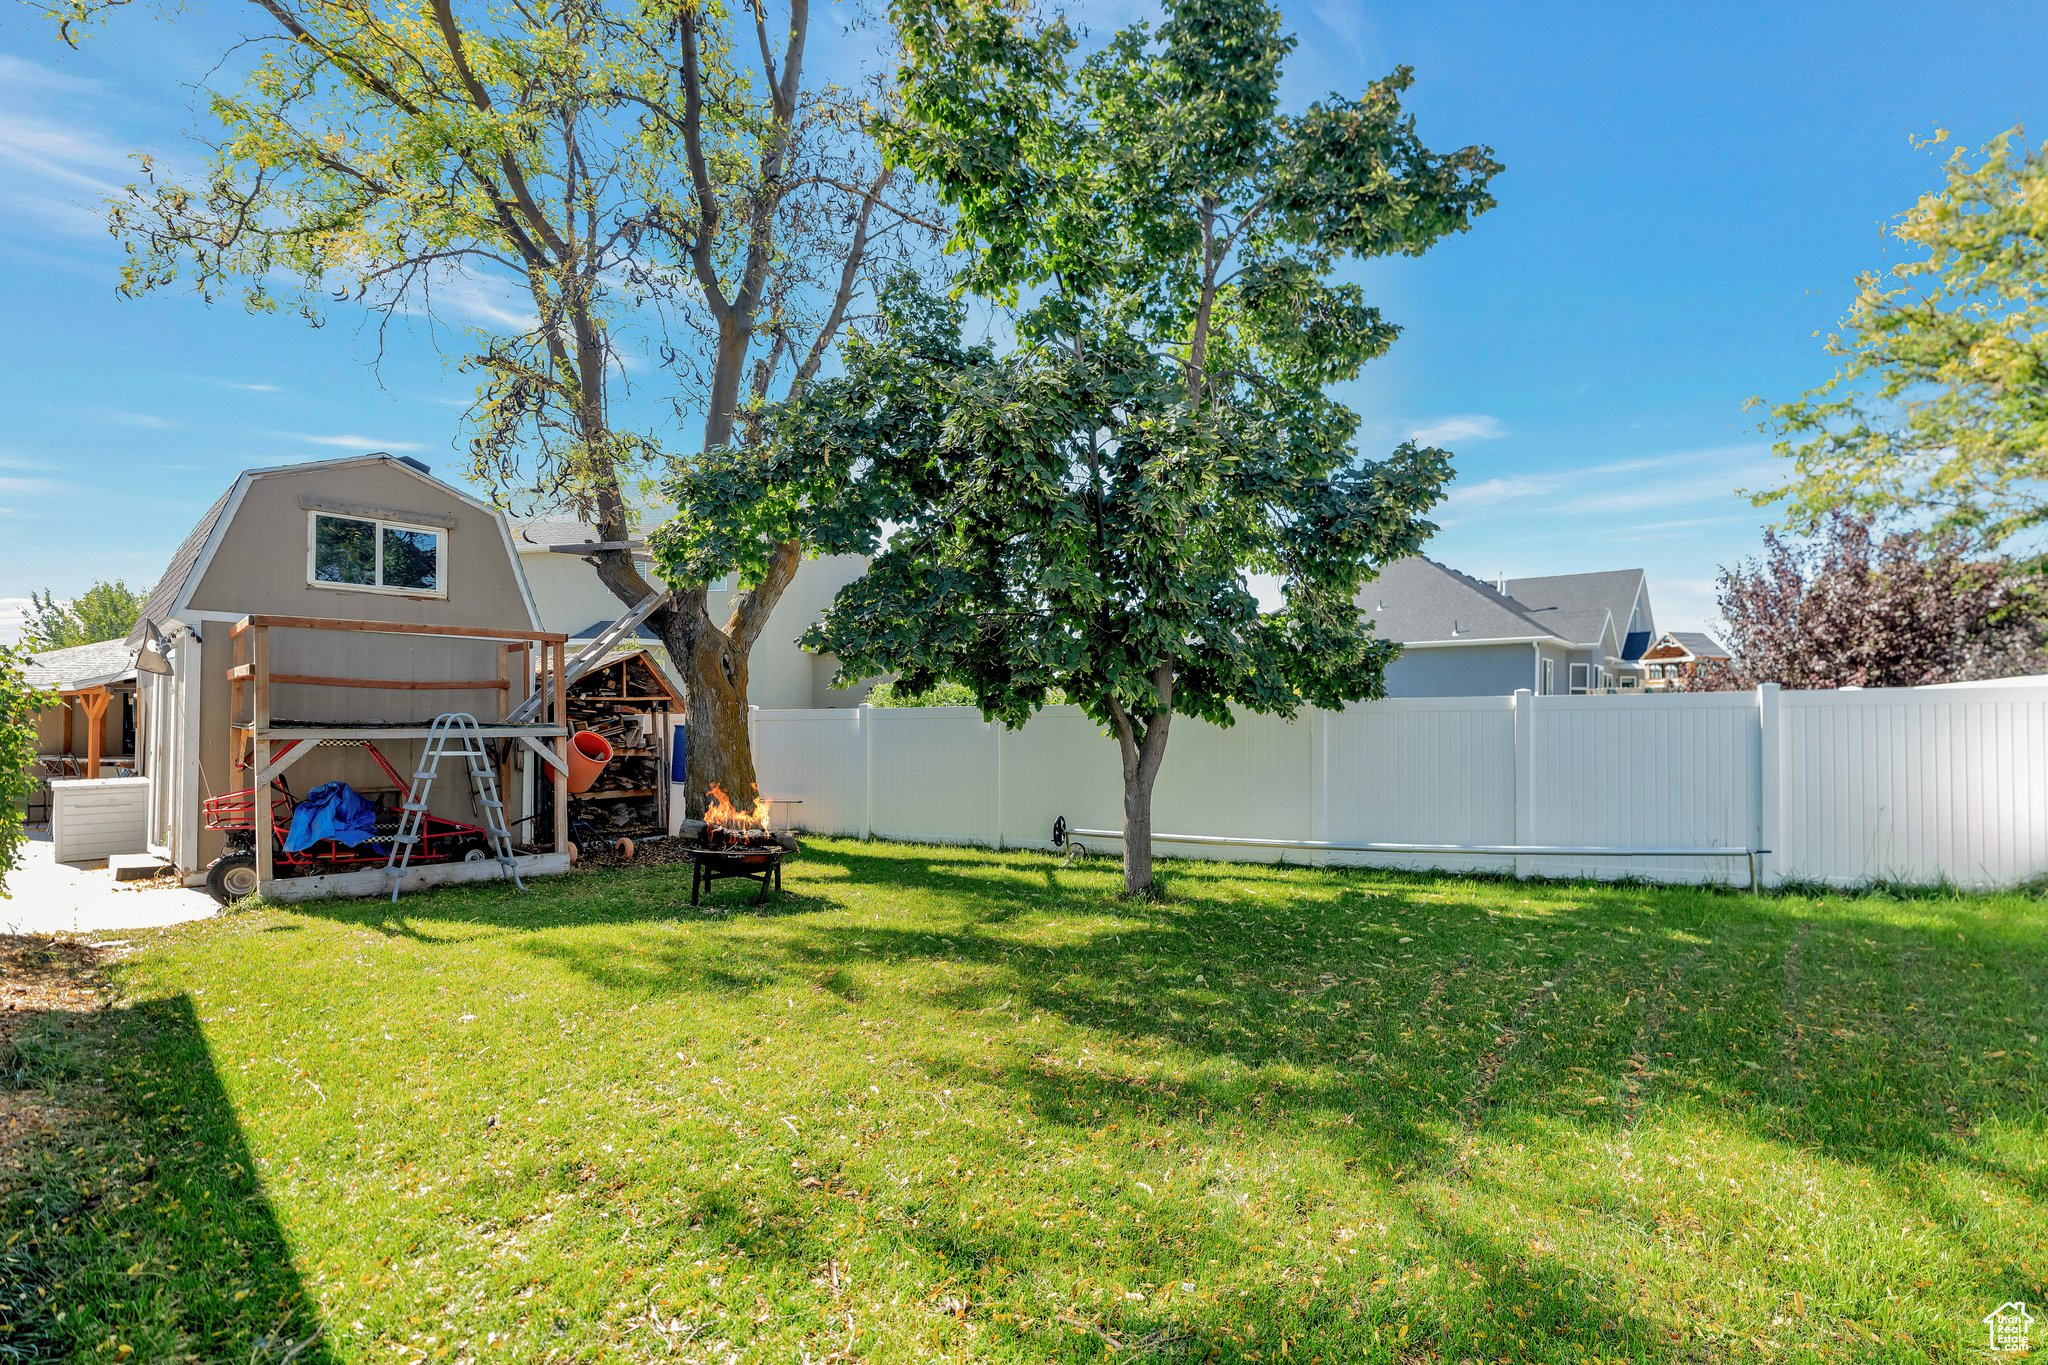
<box><xmin>307</xmin><ymin>510</ymin><xmax>449</xmax><ymax>598</ymax></box>
<box><xmin>1540</xmin><ymin>658</ymin><xmax>1556</xmax><ymax>695</ymax></box>
<box><xmin>1569</xmin><ymin>662</ymin><xmax>1590</xmax><ymax>694</ymax></box>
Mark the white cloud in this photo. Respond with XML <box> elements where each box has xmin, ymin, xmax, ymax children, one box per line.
<box><xmin>1442</xmin><ymin>444</ymin><xmax>1773</xmax><ymax>520</ymax></box>
<box><xmin>212</xmin><ymin>380</ymin><xmax>284</xmax><ymax>394</ymax></box>
<box><xmin>281</xmin><ymin>433</ymin><xmax>429</xmax><ymax>452</ymax></box>
<box><xmin>1407</xmin><ymin>414</ymin><xmax>1506</xmax><ymax>446</ymax></box>
<box><xmin>0</xmin><ymin>597</ymin><xmax>28</xmax><ymax>647</ymax></box>
<box><xmin>1652</xmin><ymin>577</ymin><xmax>1724</xmax><ymax>636</ymax></box>
<box><xmin>100</xmin><ymin>411</ymin><xmax>180</xmax><ymax>429</ymax></box>
<box><xmin>0</xmin><ymin>54</ymin><xmax>103</xmax><ymax>98</ymax></box>
<box><xmin>400</xmin><ymin>269</ymin><xmax>539</xmax><ymax>331</ymax></box>
<box><xmin>0</xmin><ymin>56</ymin><xmax>137</xmax><ymax>247</ymax></box>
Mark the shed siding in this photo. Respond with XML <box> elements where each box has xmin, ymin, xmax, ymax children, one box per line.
<box><xmin>179</xmin><ymin>462</ymin><xmax>536</xmax><ymax>868</ymax></box>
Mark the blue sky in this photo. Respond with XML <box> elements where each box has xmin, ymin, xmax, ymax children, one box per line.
<box><xmin>1</xmin><ymin>0</ymin><xmax>2042</xmax><ymax>643</ymax></box>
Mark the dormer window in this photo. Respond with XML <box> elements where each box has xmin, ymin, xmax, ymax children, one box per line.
<box><xmin>309</xmin><ymin>511</ymin><xmax>447</xmax><ymax>596</ymax></box>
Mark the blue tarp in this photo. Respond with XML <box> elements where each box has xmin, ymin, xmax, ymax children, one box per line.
<box><xmin>284</xmin><ymin>781</ymin><xmax>380</xmax><ymax>853</ymax></box>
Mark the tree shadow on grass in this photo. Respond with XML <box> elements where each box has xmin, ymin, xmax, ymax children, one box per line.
<box><xmin>0</xmin><ymin>991</ymin><xmax>332</xmax><ymax>1363</ymax></box>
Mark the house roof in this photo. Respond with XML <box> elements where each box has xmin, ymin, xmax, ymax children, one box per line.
<box><xmin>571</xmin><ymin>618</ymin><xmax>662</xmax><ymax>642</ymax></box>
<box><xmin>509</xmin><ymin>511</ymin><xmax>663</xmax><ymax>554</ymax></box>
<box><xmin>130</xmin><ymin>454</ymin><xmax>542</xmax><ymax>642</ymax></box>
<box><xmin>1503</xmin><ymin>568</ymin><xmax>1648</xmax><ymax>654</ymax></box>
<box><xmin>126</xmin><ymin>483</ymin><xmax>235</xmax><ymax>646</ymax></box>
<box><xmin>1659</xmin><ymin>630</ymin><xmax>1729</xmax><ymax>659</ymax></box>
<box><xmin>25</xmin><ymin>638</ymin><xmax>137</xmax><ymax>691</ymax></box>
<box><xmin>1359</xmin><ymin>557</ymin><xmax>1563</xmax><ymax>644</ymax></box>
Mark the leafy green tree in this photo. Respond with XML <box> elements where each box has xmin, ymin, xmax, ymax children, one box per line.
<box><xmin>1758</xmin><ymin>129</ymin><xmax>2048</xmax><ymax>551</ymax></box>
<box><xmin>21</xmin><ymin>580</ymin><xmax>149</xmax><ymax>651</ymax></box>
<box><xmin>0</xmin><ymin>647</ymin><xmax>51</xmax><ymax>895</ymax></box>
<box><xmin>660</xmin><ymin>0</ymin><xmax>1497</xmax><ymax>893</ymax></box>
<box><xmin>47</xmin><ymin>0</ymin><xmax>935</xmax><ymax>815</ymax></box>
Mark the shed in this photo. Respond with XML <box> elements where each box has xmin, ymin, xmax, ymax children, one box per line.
<box><xmin>129</xmin><ymin>454</ymin><xmax>573</xmax><ymax>894</ymax></box>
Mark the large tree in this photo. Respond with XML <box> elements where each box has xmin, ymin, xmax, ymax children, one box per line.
<box><xmin>51</xmin><ymin>0</ymin><xmax>935</xmax><ymax>814</ymax></box>
<box><xmin>21</xmin><ymin>580</ymin><xmax>149</xmax><ymax>651</ymax></box>
<box><xmin>1758</xmin><ymin>129</ymin><xmax>2048</xmax><ymax>553</ymax></box>
<box><xmin>1701</xmin><ymin>512</ymin><xmax>2046</xmax><ymax>691</ymax></box>
<box><xmin>660</xmin><ymin>0</ymin><xmax>1497</xmax><ymax>894</ymax></box>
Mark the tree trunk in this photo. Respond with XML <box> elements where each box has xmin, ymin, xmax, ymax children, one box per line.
<box><xmin>670</xmin><ymin>616</ymin><xmax>757</xmax><ymax>816</ymax></box>
<box><xmin>642</xmin><ymin>538</ymin><xmax>802</xmax><ymax>817</ymax></box>
<box><xmin>1122</xmin><ymin>760</ymin><xmax>1157</xmax><ymax>897</ymax></box>
<box><xmin>1110</xmin><ymin>683</ymin><xmax>1174</xmax><ymax>897</ymax></box>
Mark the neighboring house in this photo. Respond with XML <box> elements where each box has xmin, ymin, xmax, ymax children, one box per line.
<box><xmin>24</xmin><ymin>637</ymin><xmax>139</xmax><ymax>777</ymax></box>
<box><xmin>129</xmin><ymin>454</ymin><xmax>552</xmax><ymax>881</ymax></box>
<box><xmin>1639</xmin><ymin>630</ymin><xmax>1732</xmax><ymax>690</ymax></box>
<box><xmin>1357</xmin><ymin>556</ymin><xmax>1657</xmax><ymax>697</ymax></box>
<box><xmin>512</xmin><ymin>516</ymin><xmax>878</xmax><ymax>709</ymax></box>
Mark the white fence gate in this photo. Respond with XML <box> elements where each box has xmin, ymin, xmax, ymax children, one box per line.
<box><xmin>749</xmin><ymin>680</ymin><xmax>2048</xmax><ymax>889</ymax></box>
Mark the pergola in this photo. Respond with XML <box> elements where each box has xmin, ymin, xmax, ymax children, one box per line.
<box><xmin>51</xmin><ymin>668</ymin><xmax>138</xmax><ymax>779</ymax></box>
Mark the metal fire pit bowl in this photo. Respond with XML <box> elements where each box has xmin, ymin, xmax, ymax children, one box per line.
<box><xmin>683</xmin><ymin>841</ymin><xmax>785</xmax><ymax>907</ymax></box>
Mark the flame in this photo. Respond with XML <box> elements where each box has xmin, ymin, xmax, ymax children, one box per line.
<box><xmin>704</xmin><ymin>782</ymin><xmax>771</xmax><ymax>832</ymax></box>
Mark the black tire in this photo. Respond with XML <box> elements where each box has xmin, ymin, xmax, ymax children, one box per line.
<box><xmin>204</xmin><ymin>851</ymin><xmax>260</xmax><ymax>905</ymax></box>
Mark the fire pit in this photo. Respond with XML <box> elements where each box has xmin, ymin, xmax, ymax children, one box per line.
<box><xmin>683</xmin><ymin>784</ymin><xmax>786</xmax><ymax>907</ymax></box>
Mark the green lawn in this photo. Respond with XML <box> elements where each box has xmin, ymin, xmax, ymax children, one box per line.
<box><xmin>4</xmin><ymin>840</ymin><xmax>2044</xmax><ymax>1362</ymax></box>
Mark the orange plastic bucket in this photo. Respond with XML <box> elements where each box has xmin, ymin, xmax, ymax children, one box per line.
<box><xmin>566</xmin><ymin>730</ymin><xmax>613</xmax><ymax>794</ymax></box>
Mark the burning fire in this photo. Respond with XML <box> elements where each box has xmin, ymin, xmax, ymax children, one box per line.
<box><xmin>704</xmin><ymin>783</ymin><xmax>771</xmax><ymax>835</ymax></box>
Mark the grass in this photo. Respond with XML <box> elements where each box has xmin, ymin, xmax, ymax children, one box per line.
<box><xmin>2</xmin><ymin>840</ymin><xmax>2045</xmax><ymax>1362</ymax></box>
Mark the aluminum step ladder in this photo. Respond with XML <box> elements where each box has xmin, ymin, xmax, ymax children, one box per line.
<box><xmin>505</xmin><ymin>590</ymin><xmax>667</xmax><ymax>726</ymax></box>
<box><xmin>383</xmin><ymin>712</ymin><xmax>524</xmax><ymax>903</ymax></box>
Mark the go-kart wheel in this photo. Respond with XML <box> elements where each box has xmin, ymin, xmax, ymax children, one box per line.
<box><xmin>462</xmin><ymin>845</ymin><xmax>490</xmax><ymax>863</ymax></box>
<box><xmin>204</xmin><ymin>851</ymin><xmax>260</xmax><ymax>905</ymax></box>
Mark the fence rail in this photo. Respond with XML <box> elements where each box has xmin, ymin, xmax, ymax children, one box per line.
<box><xmin>749</xmin><ymin>680</ymin><xmax>2048</xmax><ymax>889</ymax></box>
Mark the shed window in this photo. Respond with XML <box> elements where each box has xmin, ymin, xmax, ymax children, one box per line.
<box><xmin>310</xmin><ymin>512</ymin><xmax>445</xmax><ymax>595</ymax></box>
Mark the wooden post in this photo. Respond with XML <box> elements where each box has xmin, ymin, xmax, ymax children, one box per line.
<box><xmin>229</xmin><ymin>624</ymin><xmax>246</xmax><ymax>772</ymax></box>
<box><xmin>551</xmin><ymin>640</ymin><xmax>569</xmax><ymax>856</ymax></box>
<box><xmin>496</xmin><ymin>642</ymin><xmax>513</xmax><ymax>803</ymax></box>
<box><xmin>61</xmin><ymin>701</ymin><xmax>73</xmax><ymax>760</ymax></box>
<box><xmin>80</xmin><ymin>689</ymin><xmax>108</xmax><ymax>779</ymax></box>
<box><xmin>253</xmin><ymin>625</ymin><xmax>272</xmax><ymax>889</ymax></box>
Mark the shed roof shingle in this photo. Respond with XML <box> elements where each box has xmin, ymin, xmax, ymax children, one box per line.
<box><xmin>24</xmin><ymin>638</ymin><xmax>137</xmax><ymax>690</ymax></box>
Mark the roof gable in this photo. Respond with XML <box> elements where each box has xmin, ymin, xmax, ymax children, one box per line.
<box><xmin>1359</xmin><ymin>557</ymin><xmax>1563</xmax><ymax>644</ymax></box>
<box><xmin>1503</xmin><ymin>568</ymin><xmax>1647</xmax><ymax>650</ymax></box>
<box><xmin>134</xmin><ymin>454</ymin><xmax>541</xmax><ymax>638</ymax></box>
<box><xmin>1646</xmin><ymin>630</ymin><xmax>1729</xmax><ymax>660</ymax></box>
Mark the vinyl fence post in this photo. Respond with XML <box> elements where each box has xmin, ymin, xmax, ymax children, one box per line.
<box><xmin>1756</xmin><ymin>683</ymin><xmax>1782</xmax><ymax>890</ymax></box>
<box><xmin>861</xmin><ymin>704</ymin><xmax>876</xmax><ymax>841</ymax></box>
<box><xmin>1512</xmin><ymin>689</ymin><xmax>1536</xmax><ymax>880</ymax></box>
<box><xmin>1308</xmin><ymin>710</ymin><xmax>1329</xmax><ymax>868</ymax></box>
<box><xmin>989</xmin><ymin>720</ymin><xmax>1004</xmax><ymax>851</ymax></box>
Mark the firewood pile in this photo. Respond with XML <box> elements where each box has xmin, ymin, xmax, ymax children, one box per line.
<box><xmin>560</xmin><ymin>651</ymin><xmax>676</xmax><ymax>841</ymax></box>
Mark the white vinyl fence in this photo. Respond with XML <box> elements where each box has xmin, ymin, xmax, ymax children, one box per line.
<box><xmin>749</xmin><ymin>679</ymin><xmax>2048</xmax><ymax>890</ymax></box>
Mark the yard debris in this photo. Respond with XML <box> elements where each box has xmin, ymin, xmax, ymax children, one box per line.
<box><xmin>0</xmin><ymin>935</ymin><xmax>109</xmax><ymax>1177</ymax></box>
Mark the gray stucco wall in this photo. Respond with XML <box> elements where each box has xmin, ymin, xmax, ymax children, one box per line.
<box><xmin>1381</xmin><ymin>642</ymin><xmax>1540</xmax><ymax>698</ymax></box>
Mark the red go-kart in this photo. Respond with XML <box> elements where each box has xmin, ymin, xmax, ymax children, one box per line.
<box><xmin>201</xmin><ymin>739</ymin><xmax>497</xmax><ymax>903</ymax></box>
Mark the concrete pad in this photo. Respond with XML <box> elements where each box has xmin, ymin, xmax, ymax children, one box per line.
<box><xmin>109</xmin><ymin>853</ymin><xmax>169</xmax><ymax>882</ymax></box>
<box><xmin>262</xmin><ymin>852</ymin><xmax>572</xmax><ymax>903</ymax></box>
<box><xmin>0</xmin><ymin>832</ymin><xmax>218</xmax><ymax>936</ymax></box>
